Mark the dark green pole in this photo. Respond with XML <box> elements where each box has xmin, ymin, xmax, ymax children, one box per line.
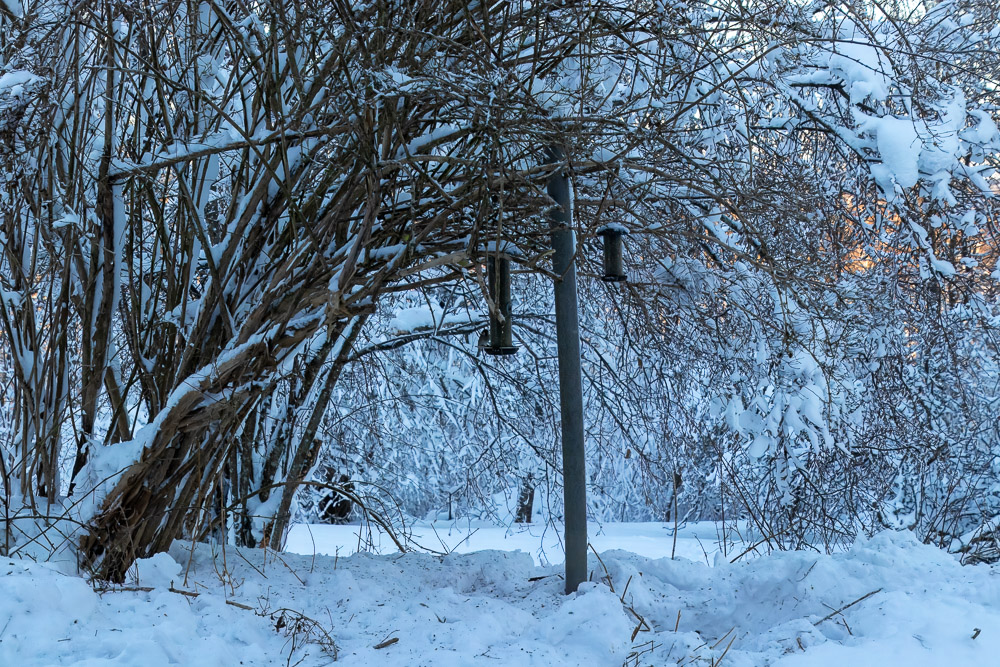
<box><xmin>546</xmin><ymin>146</ymin><xmax>587</xmax><ymax>594</ymax></box>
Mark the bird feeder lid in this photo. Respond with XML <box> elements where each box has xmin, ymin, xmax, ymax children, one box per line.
<box><xmin>596</xmin><ymin>223</ymin><xmax>630</xmax><ymax>236</ymax></box>
<box><xmin>482</xmin><ymin>240</ymin><xmax>524</xmax><ymax>258</ymax></box>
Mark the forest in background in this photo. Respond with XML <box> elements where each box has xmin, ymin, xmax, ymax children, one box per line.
<box><xmin>0</xmin><ymin>0</ymin><xmax>999</xmax><ymax>580</ymax></box>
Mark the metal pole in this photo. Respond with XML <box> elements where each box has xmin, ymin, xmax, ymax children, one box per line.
<box><xmin>546</xmin><ymin>146</ymin><xmax>587</xmax><ymax>594</ymax></box>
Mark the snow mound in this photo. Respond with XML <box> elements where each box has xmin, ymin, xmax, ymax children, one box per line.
<box><xmin>2</xmin><ymin>529</ymin><xmax>998</xmax><ymax>665</ymax></box>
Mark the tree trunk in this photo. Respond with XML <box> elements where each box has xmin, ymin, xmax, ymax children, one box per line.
<box><xmin>515</xmin><ymin>475</ymin><xmax>535</xmax><ymax>524</ymax></box>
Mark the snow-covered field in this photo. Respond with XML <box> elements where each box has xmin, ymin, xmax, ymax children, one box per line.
<box><xmin>3</xmin><ymin>523</ymin><xmax>998</xmax><ymax>666</ymax></box>
<box><xmin>285</xmin><ymin>519</ymin><xmax>742</xmax><ymax>566</ymax></box>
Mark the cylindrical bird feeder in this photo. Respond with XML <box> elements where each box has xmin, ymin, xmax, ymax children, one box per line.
<box><xmin>597</xmin><ymin>225</ymin><xmax>628</xmax><ymax>282</ymax></box>
<box><xmin>484</xmin><ymin>255</ymin><xmax>518</xmax><ymax>355</ymax></box>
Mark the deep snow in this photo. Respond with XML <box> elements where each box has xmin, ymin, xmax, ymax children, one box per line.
<box><xmin>2</xmin><ymin>523</ymin><xmax>998</xmax><ymax>666</ymax></box>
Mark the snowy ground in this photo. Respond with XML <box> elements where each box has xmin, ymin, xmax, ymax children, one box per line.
<box><xmin>285</xmin><ymin>519</ymin><xmax>743</xmax><ymax>566</ymax></box>
<box><xmin>2</xmin><ymin>523</ymin><xmax>999</xmax><ymax>666</ymax></box>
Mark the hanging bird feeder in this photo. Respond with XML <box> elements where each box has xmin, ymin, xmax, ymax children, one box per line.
<box><xmin>484</xmin><ymin>254</ymin><xmax>519</xmax><ymax>355</ymax></box>
<box><xmin>596</xmin><ymin>224</ymin><xmax>629</xmax><ymax>282</ymax></box>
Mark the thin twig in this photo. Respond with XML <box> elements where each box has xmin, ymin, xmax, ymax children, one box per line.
<box><xmin>814</xmin><ymin>588</ymin><xmax>883</xmax><ymax>625</ymax></box>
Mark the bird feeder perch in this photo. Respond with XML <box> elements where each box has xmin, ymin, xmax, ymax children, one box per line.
<box><xmin>484</xmin><ymin>254</ymin><xmax>518</xmax><ymax>355</ymax></box>
<box><xmin>596</xmin><ymin>224</ymin><xmax>629</xmax><ymax>282</ymax></box>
